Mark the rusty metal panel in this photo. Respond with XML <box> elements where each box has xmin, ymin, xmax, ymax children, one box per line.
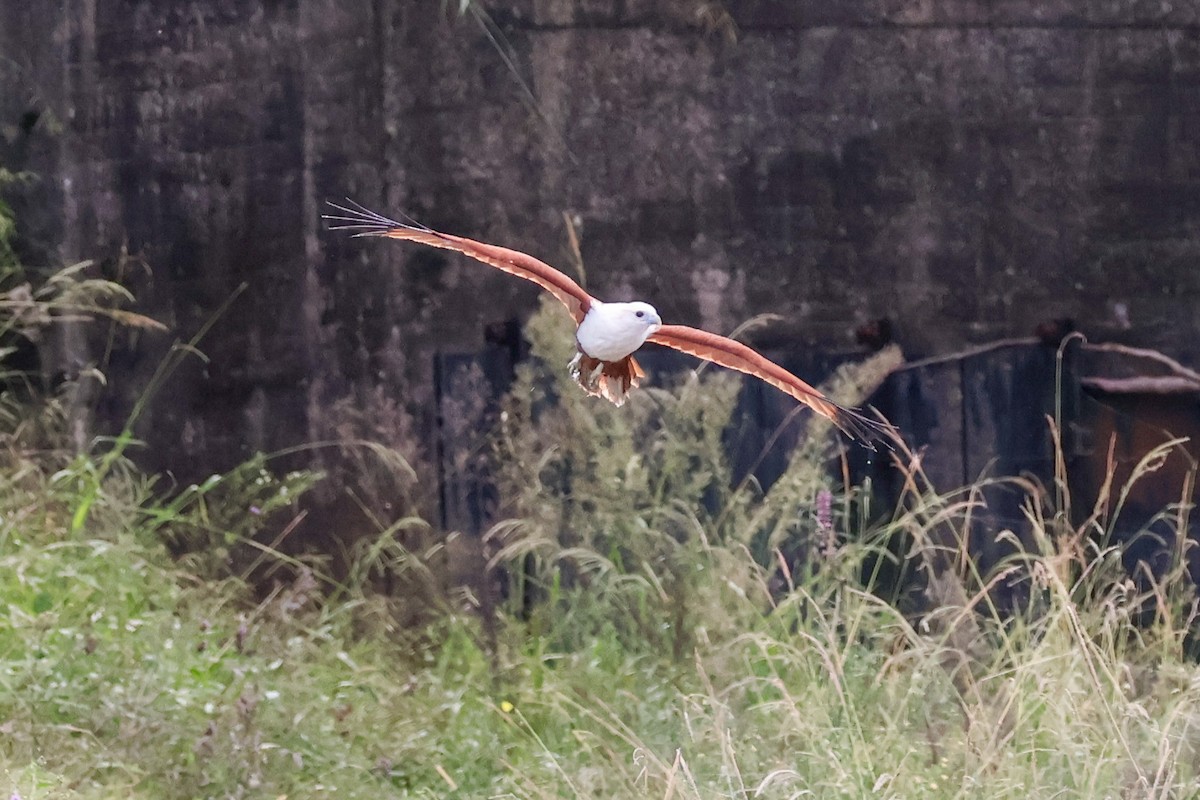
<box><xmin>1075</xmin><ymin>387</ymin><xmax>1200</xmax><ymax>583</ymax></box>
<box><xmin>959</xmin><ymin>345</ymin><xmax>1065</xmax><ymax>566</ymax></box>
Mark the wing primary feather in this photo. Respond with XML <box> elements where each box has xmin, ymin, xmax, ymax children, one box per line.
<box><xmin>324</xmin><ymin>200</ymin><xmax>436</xmax><ymax>237</ymax></box>
<box><xmin>825</xmin><ymin>406</ymin><xmax>896</xmax><ymax>452</ymax></box>
<box><xmin>325</xmin><ymin>199</ymin><xmax>593</xmax><ymax>323</ymax></box>
<box><xmin>648</xmin><ymin>324</ymin><xmax>897</xmax><ymax>451</ymax></box>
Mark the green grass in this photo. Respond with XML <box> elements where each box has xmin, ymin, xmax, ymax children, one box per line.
<box><xmin>2</xmin><ymin>299</ymin><xmax>1200</xmax><ymax>798</ymax></box>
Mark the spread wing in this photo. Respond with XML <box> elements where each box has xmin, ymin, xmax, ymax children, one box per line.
<box><xmin>648</xmin><ymin>324</ymin><xmax>895</xmax><ymax>450</ymax></box>
<box><xmin>324</xmin><ymin>201</ymin><xmax>593</xmax><ymax>324</ymax></box>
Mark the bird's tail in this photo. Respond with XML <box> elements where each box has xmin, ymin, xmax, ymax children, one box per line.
<box><xmin>569</xmin><ymin>352</ymin><xmax>645</xmax><ymax>406</ymax></box>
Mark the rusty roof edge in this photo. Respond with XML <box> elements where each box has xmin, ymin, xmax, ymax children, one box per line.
<box><xmin>888</xmin><ymin>338</ymin><xmax>1200</xmax><ymax>388</ymax></box>
<box><xmin>1080</xmin><ymin>375</ymin><xmax>1200</xmax><ymax>396</ymax></box>
<box><xmin>1081</xmin><ymin>342</ymin><xmax>1200</xmax><ymax>385</ymax></box>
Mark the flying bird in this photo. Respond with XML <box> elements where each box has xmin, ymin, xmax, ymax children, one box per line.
<box><xmin>325</xmin><ymin>201</ymin><xmax>895</xmax><ymax>450</ymax></box>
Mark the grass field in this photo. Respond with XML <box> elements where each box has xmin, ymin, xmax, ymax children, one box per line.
<box><xmin>2</xmin><ymin>294</ymin><xmax>1199</xmax><ymax>798</ymax></box>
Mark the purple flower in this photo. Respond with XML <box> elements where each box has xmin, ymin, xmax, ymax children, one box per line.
<box><xmin>816</xmin><ymin>489</ymin><xmax>835</xmax><ymax>558</ymax></box>
<box><xmin>816</xmin><ymin>489</ymin><xmax>833</xmax><ymax>533</ymax></box>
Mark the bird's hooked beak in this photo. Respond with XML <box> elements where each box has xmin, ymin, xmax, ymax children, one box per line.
<box><xmin>648</xmin><ymin>311</ymin><xmax>662</xmax><ymax>331</ymax></box>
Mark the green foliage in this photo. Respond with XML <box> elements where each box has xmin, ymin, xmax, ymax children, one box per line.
<box><xmin>2</xmin><ymin>266</ymin><xmax>1199</xmax><ymax>798</ymax></box>
<box><xmin>491</xmin><ymin>296</ymin><xmax>900</xmax><ymax>656</ymax></box>
<box><xmin>0</xmin><ymin>167</ymin><xmax>29</xmax><ymax>272</ymax></box>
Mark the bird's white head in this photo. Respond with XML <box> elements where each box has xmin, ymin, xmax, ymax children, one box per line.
<box><xmin>575</xmin><ymin>300</ymin><xmax>663</xmax><ymax>362</ymax></box>
<box><xmin>609</xmin><ymin>299</ymin><xmax>667</xmax><ymax>345</ymax></box>
<box><xmin>621</xmin><ymin>301</ymin><xmax>663</xmax><ymax>333</ymax></box>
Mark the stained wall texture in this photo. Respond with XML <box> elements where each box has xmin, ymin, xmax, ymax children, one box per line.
<box><xmin>1</xmin><ymin>1</ymin><xmax>1198</xmax><ymax>509</ymax></box>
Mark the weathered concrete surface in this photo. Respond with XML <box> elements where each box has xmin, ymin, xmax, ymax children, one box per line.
<box><xmin>1</xmin><ymin>0</ymin><xmax>1198</xmax><ymax>504</ymax></box>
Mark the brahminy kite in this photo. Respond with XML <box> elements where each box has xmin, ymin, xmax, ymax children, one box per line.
<box><xmin>325</xmin><ymin>201</ymin><xmax>896</xmax><ymax>450</ymax></box>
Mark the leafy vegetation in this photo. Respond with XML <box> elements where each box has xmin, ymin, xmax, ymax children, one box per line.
<box><xmin>1</xmin><ymin>247</ymin><xmax>1199</xmax><ymax>798</ymax></box>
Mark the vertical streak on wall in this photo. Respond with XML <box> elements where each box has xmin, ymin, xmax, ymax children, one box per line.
<box><xmin>1077</xmin><ymin>29</ymin><xmax>1099</xmax><ymax>203</ymax></box>
<box><xmin>299</xmin><ymin>0</ymin><xmax>323</xmax><ymax>451</ymax></box>
<box><xmin>375</xmin><ymin>0</ymin><xmax>393</xmax><ymax>209</ymax></box>
<box><xmin>60</xmin><ymin>0</ymin><xmax>98</xmax><ymax>453</ymax></box>
<box><xmin>59</xmin><ymin>0</ymin><xmax>93</xmax><ymax>262</ymax></box>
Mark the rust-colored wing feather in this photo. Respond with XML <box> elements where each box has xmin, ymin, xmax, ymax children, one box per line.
<box><xmin>648</xmin><ymin>324</ymin><xmax>895</xmax><ymax>450</ymax></box>
<box><xmin>325</xmin><ymin>201</ymin><xmax>592</xmax><ymax>324</ymax></box>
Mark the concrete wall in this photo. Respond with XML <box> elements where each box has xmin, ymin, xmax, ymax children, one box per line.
<box><xmin>1</xmin><ymin>0</ymin><xmax>1197</xmax><ymax>499</ymax></box>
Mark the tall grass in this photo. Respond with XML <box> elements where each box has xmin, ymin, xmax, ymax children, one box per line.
<box><xmin>2</xmin><ymin>287</ymin><xmax>1198</xmax><ymax>797</ymax></box>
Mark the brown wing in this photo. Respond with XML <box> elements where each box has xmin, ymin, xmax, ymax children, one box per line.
<box><xmin>325</xmin><ymin>201</ymin><xmax>593</xmax><ymax>324</ymax></box>
<box><xmin>648</xmin><ymin>324</ymin><xmax>895</xmax><ymax>450</ymax></box>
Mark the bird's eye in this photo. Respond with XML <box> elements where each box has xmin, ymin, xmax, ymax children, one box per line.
<box><xmin>635</xmin><ymin>310</ymin><xmax>645</xmax><ymax>318</ymax></box>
